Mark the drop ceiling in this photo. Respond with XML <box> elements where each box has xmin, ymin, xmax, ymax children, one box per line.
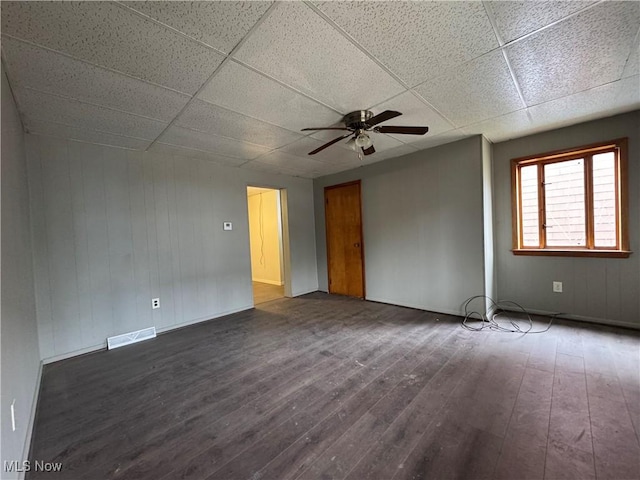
<box><xmin>1</xmin><ymin>1</ymin><xmax>638</xmax><ymax>179</ymax></box>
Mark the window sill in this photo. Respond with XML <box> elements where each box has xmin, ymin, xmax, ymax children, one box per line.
<box><xmin>513</xmin><ymin>249</ymin><xmax>632</xmax><ymax>258</ymax></box>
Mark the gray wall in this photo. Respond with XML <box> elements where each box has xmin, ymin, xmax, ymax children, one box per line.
<box><xmin>314</xmin><ymin>136</ymin><xmax>487</xmax><ymax>316</ymax></box>
<box><xmin>26</xmin><ymin>135</ymin><xmax>318</xmax><ymax>361</ymax></box>
<box><xmin>1</xmin><ymin>66</ymin><xmax>40</xmax><ymax>477</ymax></box>
<box><xmin>493</xmin><ymin>111</ymin><xmax>640</xmax><ymax>328</ymax></box>
<box><xmin>482</xmin><ymin>136</ymin><xmax>496</xmax><ymax>307</ymax></box>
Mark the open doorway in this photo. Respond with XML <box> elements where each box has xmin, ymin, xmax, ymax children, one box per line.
<box><xmin>247</xmin><ymin>186</ymin><xmax>286</xmax><ymax>304</ymax></box>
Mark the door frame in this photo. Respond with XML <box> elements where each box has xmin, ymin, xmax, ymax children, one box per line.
<box><xmin>324</xmin><ymin>180</ymin><xmax>366</xmax><ymax>298</ymax></box>
<box><xmin>245</xmin><ymin>185</ymin><xmax>292</xmax><ymax>302</ymax></box>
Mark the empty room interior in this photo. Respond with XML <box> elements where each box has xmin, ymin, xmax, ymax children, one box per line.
<box><xmin>1</xmin><ymin>1</ymin><xmax>639</xmax><ymax>479</ymax></box>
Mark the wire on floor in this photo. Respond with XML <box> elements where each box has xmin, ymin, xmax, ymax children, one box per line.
<box><xmin>461</xmin><ymin>295</ymin><xmax>560</xmax><ymax>334</ymax></box>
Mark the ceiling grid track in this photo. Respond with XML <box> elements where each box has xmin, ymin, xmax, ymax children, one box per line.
<box><xmin>302</xmin><ymin>1</ymin><xmax>459</xmax><ymax>132</ymax></box>
<box><xmin>144</xmin><ymin>1</ymin><xmax>282</xmax><ymax>152</ymax></box>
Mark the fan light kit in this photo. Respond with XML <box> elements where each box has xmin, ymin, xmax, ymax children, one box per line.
<box><xmin>302</xmin><ymin>110</ymin><xmax>429</xmax><ymax>156</ymax></box>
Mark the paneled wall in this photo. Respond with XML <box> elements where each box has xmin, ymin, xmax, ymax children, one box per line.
<box><xmin>314</xmin><ymin>136</ymin><xmax>487</xmax><ymax>316</ymax></box>
<box><xmin>27</xmin><ymin>136</ymin><xmax>318</xmax><ymax>361</ymax></box>
<box><xmin>493</xmin><ymin>111</ymin><xmax>639</xmax><ymax>328</ymax></box>
<box><xmin>1</xmin><ymin>66</ymin><xmax>40</xmax><ymax>476</ymax></box>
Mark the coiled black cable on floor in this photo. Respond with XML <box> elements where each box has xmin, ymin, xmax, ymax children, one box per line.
<box><xmin>461</xmin><ymin>295</ymin><xmax>560</xmax><ymax>334</ymax></box>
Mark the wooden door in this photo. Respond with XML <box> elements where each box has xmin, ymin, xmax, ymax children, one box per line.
<box><xmin>324</xmin><ymin>181</ymin><xmax>365</xmax><ymax>298</ymax></box>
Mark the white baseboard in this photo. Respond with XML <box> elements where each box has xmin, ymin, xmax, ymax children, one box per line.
<box><xmin>42</xmin><ymin>305</ymin><xmax>256</xmax><ymax>364</ymax></box>
<box><xmin>291</xmin><ymin>288</ymin><xmax>319</xmax><ymax>297</ymax></box>
<box><xmin>156</xmin><ymin>305</ymin><xmax>253</xmax><ymax>333</ymax></box>
<box><xmin>19</xmin><ymin>361</ymin><xmax>43</xmax><ymax>480</ymax></box>
<box><xmin>252</xmin><ymin>278</ymin><xmax>283</xmax><ymax>286</ymax></box>
<box><xmin>43</xmin><ymin>343</ymin><xmax>106</xmax><ymax>364</ymax></box>
<box><xmin>365</xmin><ymin>296</ymin><xmax>464</xmax><ymax>318</ymax></box>
<box><xmin>498</xmin><ymin>306</ymin><xmax>640</xmax><ymax>330</ymax></box>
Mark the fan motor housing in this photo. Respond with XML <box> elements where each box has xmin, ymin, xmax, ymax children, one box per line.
<box><xmin>344</xmin><ymin>110</ymin><xmax>373</xmax><ymax>130</ymax></box>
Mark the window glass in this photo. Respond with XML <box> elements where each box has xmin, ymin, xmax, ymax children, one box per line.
<box><xmin>543</xmin><ymin>159</ymin><xmax>585</xmax><ymax>247</ymax></box>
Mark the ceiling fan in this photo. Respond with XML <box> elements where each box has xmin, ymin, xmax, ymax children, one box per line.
<box><xmin>301</xmin><ymin>110</ymin><xmax>428</xmax><ymax>156</ymax></box>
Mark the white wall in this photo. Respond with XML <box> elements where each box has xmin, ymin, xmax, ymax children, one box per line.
<box><xmin>314</xmin><ymin>136</ymin><xmax>487</xmax><ymax>316</ymax></box>
<box><xmin>493</xmin><ymin>111</ymin><xmax>640</xmax><ymax>328</ymax></box>
<box><xmin>1</xmin><ymin>66</ymin><xmax>41</xmax><ymax>478</ymax></box>
<box><xmin>26</xmin><ymin>135</ymin><xmax>318</xmax><ymax>361</ymax></box>
<box><xmin>248</xmin><ymin>190</ymin><xmax>282</xmax><ymax>285</ymax></box>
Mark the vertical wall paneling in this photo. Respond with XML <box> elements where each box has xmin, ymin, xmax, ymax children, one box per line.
<box><xmin>314</xmin><ymin>136</ymin><xmax>486</xmax><ymax>316</ymax></box>
<box><xmin>67</xmin><ymin>142</ymin><xmax>93</xmax><ymax>346</ymax></box>
<box><xmin>1</xmin><ymin>64</ymin><xmax>41</xmax><ymax>475</ymax></box>
<box><xmin>126</xmin><ymin>151</ymin><xmax>153</xmax><ymax>329</ymax></box>
<box><xmin>41</xmin><ymin>138</ymin><xmax>82</xmax><ymax>354</ymax></box>
<box><xmin>81</xmin><ymin>144</ymin><xmax>114</xmax><ymax>343</ymax></box>
<box><xmin>103</xmin><ymin>147</ymin><xmax>138</xmax><ymax>335</ymax></box>
<box><xmin>26</xmin><ymin>140</ymin><xmax>55</xmax><ymax>359</ymax></box>
<box><xmin>151</xmin><ymin>154</ymin><xmax>177</xmax><ymax>330</ymax></box>
<box><xmin>142</xmin><ymin>154</ymin><xmax>162</xmax><ymax>327</ymax></box>
<box><xmin>26</xmin><ymin>135</ymin><xmax>318</xmax><ymax>360</ymax></box>
<box><xmin>493</xmin><ymin>111</ymin><xmax>639</xmax><ymax>328</ymax></box>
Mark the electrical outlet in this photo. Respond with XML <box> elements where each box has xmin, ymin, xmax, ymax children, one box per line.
<box><xmin>223</xmin><ymin>222</ymin><xmax>232</xmax><ymax>231</ymax></box>
<box><xmin>152</xmin><ymin>298</ymin><xmax>160</xmax><ymax>309</ymax></box>
<box><xmin>553</xmin><ymin>281</ymin><xmax>563</xmax><ymax>293</ymax></box>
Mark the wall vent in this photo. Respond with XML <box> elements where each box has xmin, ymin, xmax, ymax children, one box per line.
<box><xmin>107</xmin><ymin>326</ymin><xmax>156</xmax><ymax>350</ymax></box>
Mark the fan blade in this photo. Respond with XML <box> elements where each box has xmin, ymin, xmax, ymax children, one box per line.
<box><xmin>375</xmin><ymin>125</ymin><xmax>429</xmax><ymax>135</ymax></box>
<box><xmin>308</xmin><ymin>133</ymin><xmax>352</xmax><ymax>155</ymax></box>
<box><xmin>365</xmin><ymin>110</ymin><xmax>402</xmax><ymax>127</ymax></box>
<box><xmin>362</xmin><ymin>145</ymin><xmax>375</xmax><ymax>155</ymax></box>
<box><xmin>301</xmin><ymin>127</ymin><xmax>350</xmax><ymax>131</ymax></box>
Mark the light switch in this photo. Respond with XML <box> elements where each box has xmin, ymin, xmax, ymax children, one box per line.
<box><xmin>223</xmin><ymin>222</ymin><xmax>232</xmax><ymax>231</ymax></box>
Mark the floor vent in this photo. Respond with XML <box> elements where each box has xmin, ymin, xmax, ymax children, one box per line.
<box><xmin>107</xmin><ymin>326</ymin><xmax>156</xmax><ymax>350</ymax></box>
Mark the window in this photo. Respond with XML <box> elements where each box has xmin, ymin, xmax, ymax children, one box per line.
<box><xmin>511</xmin><ymin>138</ymin><xmax>630</xmax><ymax>257</ymax></box>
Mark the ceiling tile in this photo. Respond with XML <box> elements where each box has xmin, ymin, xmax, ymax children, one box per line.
<box><xmin>528</xmin><ymin>75</ymin><xmax>640</xmax><ymax>129</ymax></box>
<box><xmin>1</xmin><ymin>1</ymin><xmax>224</xmax><ymax>93</ymax></box>
<box><xmin>232</xmin><ymin>2</ymin><xmax>405</xmax><ymax>112</ymax></box>
<box><xmin>463</xmin><ymin>109</ymin><xmax>534</xmax><ymax>142</ymax></box>
<box><xmin>279</xmin><ymin>136</ymin><xmax>361</xmax><ymax>164</ymax></box>
<box><xmin>2</xmin><ymin>37</ymin><xmax>190</xmax><ymax>122</ymax></box>
<box><xmin>123</xmin><ymin>1</ymin><xmax>272</xmax><ymax>53</ymax></box>
<box><xmin>149</xmin><ymin>143</ymin><xmax>248</xmax><ymax>167</ymax></box>
<box><xmin>176</xmin><ymin>99</ymin><xmax>302</xmax><ymax>149</ymax></box>
<box><xmin>314</xmin><ymin>1</ymin><xmax>498</xmax><ymax>87</ymax></box>
<box><xmin>159</xmin><ymin>125</ymin><xmax>271</xmax><ymax>160</ymax></box>
<box><xmin>18</xmin><ymin>89</ymin><xmax>167</xmax><ymax>140</ymax></box>
<box><xmin>242</xmin><ymin>158</ymin><xmax>328</xmax><ymax>178</ymax></box>
<box><xmin>407</xmin><ymin>128</ymin><xmax>470</xmax><ymax>152</ymax></box>
<box><xmin>486</xmin><ymin>1</ymin><xmax>596</xmax><ymax>43</ymax></box>
<box><xmin>198</xmin><ymin>61</ymin><xmax>341</xmax><ymax>132</ymax></box>
<box><xmin>370</xmin><ymin>91</ymin><xmax>455</xmax><ymax>143</ymax></box>
<box><xmin>505</xmin><ymin>1</ymin><xmax>640</xmax><ymax>106</ymax></box>
<box><xmin>414</xmin><ymin>49</ymin><xmax>523</xmax><ymax>127</ymax></box>
<box><xmin>623</xmin><ymin>41</ymin><xmax>639</xmax><ymax>79</ymax></box>
<box><xmin>252</xmin><ymin>150</ymin><xmax>330</xmax><ymax>175</ymax></box>
<box><xmin>367</xmin><ymin>143</ymin><xmax>421</xmax><ymax>162</ymax></box>
<box><xmin>27</xmin><ymin>120</ymin><xmax>150</xmax><ymax>150</ymax></box>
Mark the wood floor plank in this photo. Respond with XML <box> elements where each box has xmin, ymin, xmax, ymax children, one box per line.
<box><xmin>51</xmin><ymin>304</ymin><xmax>417</xmax><ymax>477</ymax></box>
<box><xmin>207</xmin><ymin>321</ymin><xmax>464</xmax><ymax>480</ymax></box>
<box><xmin>26</xmin><ymin>293</ymin><xmax>640</xmax><ymax>480</ymax></box>
<box><xmin>492</xmin><ymin>367</ymin><xmax>553</xmax><ymax>480</ymax></box>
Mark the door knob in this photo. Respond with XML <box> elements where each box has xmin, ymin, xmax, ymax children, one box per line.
<box><xmin>354</xmin><ymin>243</ymin><xmax>360</xmax><ymax>247</ymax></box>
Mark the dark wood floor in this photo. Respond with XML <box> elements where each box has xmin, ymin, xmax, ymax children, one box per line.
<box><xmin>253</xmin><ymin>281</ymin><xmax>284</xmax><ymax>305</ymax></box>
<box><xmin>28</xmin><ymin>293</ymin><xmax>640</xmax><ymax>480</ymax></box>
